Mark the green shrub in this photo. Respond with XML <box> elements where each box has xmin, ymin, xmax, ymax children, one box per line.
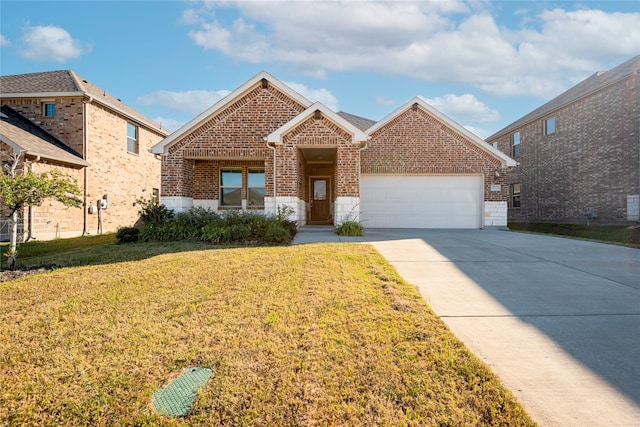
<box><xmin>115</xmin><ymin>227</ymin><xmax>140</xmax><ymax>243</ymax></box>
<box><xmin>336</xmin><ymin>221</ymin><xmax>364</xmax><ymax>236</ymax></box>
<box><xmin>138</xmin><ymin>197</ymin><xmax>174</xmax><ymax>226</ymax></box>
<box><xmin>264</xmin><ymin>222</ymin><xmax>291</xmax><ymax>244</ymax></box>
<box><xmin>175</xmin><ymin>207</ymin><xmax>220</xmax><ymax>228</ymax></box>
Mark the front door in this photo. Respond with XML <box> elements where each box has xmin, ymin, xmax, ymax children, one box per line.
<box><xmin>309</xmin><ymin>178</ymin><xmax>331</xmax><ymax>224</ymax></box>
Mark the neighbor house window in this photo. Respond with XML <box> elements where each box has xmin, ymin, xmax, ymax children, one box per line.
<box><xmin>511</xmin><ymin>183</ymin><xmax>521</xmax><ymax>208</ymax></box>
<box><xmin>43</xmin><ymin>103</ymin><xmax>56</xmax><ymax>117</ymax></box>
<box><xmin>544</xmin><ymin>117</ymin><xmax>556</xmax><ymax>135</ymax></box>
<box><xmin>127</xmin><ymin>122</ymin><xmax>139</xmax><ymax>154</ymax></box>
<box><xmin>511</xmin><ymin>132</ymin><xmax>521</xmax><ymax>157</ymax></box>
<box><xmin>220</xmin><ymin>169</ymin><xmax>242</xmax><ymax>207</ymax></box>
<box><xmin>247</xmin><ymin>168</ymin><xmax>265</xmax><ymax>208</ymax></box>
<box><xmin>152</xmin><ymin>188</ymin><xmax>159</xmax><ymax>204</ymax></box>
<box><xmin>492</xmin><ymin>142</ymin><xmax>498</xmax><ymax>149</ymax></box>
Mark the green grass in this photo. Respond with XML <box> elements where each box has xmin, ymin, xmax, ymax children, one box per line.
<box><xmin>0</xmin><ymin>239</ymin><xmax>536</xmax><ymax>426</ymax></box>
<box><xmin>508</xmin><ymin>222</ymin><xmax>640</xmax><ymax>247</ymax></box>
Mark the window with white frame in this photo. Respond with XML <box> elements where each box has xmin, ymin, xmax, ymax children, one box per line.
<box><xmin>511</xmin><ymin>132</ymin><xmax>521</xmax><ymax>157</ymax></box>
<box><xmin>511</xmin><ymin>183</ymin><xmax>521</xmax><ymax>208</ymax></box>
<box><xmin>42</xmin><ymin>103</ymin><xmax>56</xmax><ymax>117</ymax></box>
<box><xmin>220</xmin><ymin>169</ymin><xmax>242</xmax><ymax>207</ymax></box>
<box><xmin>247</xmin><ymin>169</ymin><xmax>265</xmax><ymax>208</ymax></box>
<box><xmin>544</xmin><ymin>117</ymin><xmax>556</xmax><ymax>135</ymax></box>
<box><xmin>127</xmin><ymin>122</ymin><xmax>139</xmax><ymax>154</ymax></box>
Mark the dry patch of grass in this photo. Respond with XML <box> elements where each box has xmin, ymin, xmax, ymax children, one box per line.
<box><xmin>0</xmin><ymin>243</ymin><xmax>536</xmax><ymax>426</ymax></box>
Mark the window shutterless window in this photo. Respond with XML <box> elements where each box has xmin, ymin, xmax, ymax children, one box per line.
<box><xmin>544</xmin><ymin>117</ymin><xmax>556</xmax><ymax>135</ymax></box>
<box><xmin>511</xmin><ymin>183</ymin><xmax>521</xmax><ymax>208</ymax></box>
<box><xmin>152</xmin><ymin>188</ymin><xmax>159</xmax><ymax>204</ymax></box>
<box><xmin>127</xmin><ymin>123</ymin><xmax>139</xmax><ymax>154</ymax></box>
<box><xmin>43</xmin><ymin>103</ymin><xmax>56</xmax><ymax>117</ymax></box>
<box><xmin>247</xmin><ymin>169</ymin><xmax>265</xmax><ymax>208</ymax></box>
<box><xmin>511</xmin><ymin>132</ymin><xmax>521</xmax><ymax>157</ymax></box>
<box><xmin>220</xmin><ymin>169</ymin><xmax>242</xmax><ymax>207</ymax></box>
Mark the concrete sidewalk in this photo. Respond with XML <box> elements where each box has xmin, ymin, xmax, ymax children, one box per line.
<box><xmin>293</xmin><ymin>228</ymin><xmax>640</xmax><ymax>427</ymax></box>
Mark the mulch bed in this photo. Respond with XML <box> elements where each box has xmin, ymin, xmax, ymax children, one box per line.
<box><xmin>0</xmin><ymin>265</ymin><xmax>58</xmax><ymax>282</ymax></box>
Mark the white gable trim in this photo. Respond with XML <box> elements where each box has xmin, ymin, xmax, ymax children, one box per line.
<box><xmin>367</xmin><ymin>97</ymin><xmax>517</xmax><ymax>168</ymax></box>
<box><xmin>266</xmin><ymin>102</ymin><xmax>369</xmax><ymax>144</ymax></box>
<box><xmin>151</xmin><ymin>71</ymin><xmax>313</xmax><ymax>154</ymax></box>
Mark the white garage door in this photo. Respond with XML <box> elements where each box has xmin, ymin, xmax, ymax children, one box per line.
<box><xmin>360</xmin><ymin>175</ymin><xmax>483</xmax><ymax>229</ymax></box>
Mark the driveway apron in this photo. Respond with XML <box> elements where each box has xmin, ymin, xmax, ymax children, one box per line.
<box><xmin>294</xmin><ymin>228</ymin><xmax>640</xmax><ymax>426</ymax></box>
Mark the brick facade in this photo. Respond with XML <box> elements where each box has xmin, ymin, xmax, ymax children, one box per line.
<box><xmin>489</xmin><ymin>66</ymin><xmax>639</xmax><ymax>223</ymax></box>
<box><xmin>154</xmin><ymin>73</ymin><xmax>515</xmax><ymax>228</ymax></box>
<box><xmin>363</xmin><ymin>106</ymin><xmax>509</xmax><ymax>203</ymax></box>
<box><xmin>1</xmin><ymin>95</ymin><xmax>166</xmax><ymax>239</ymax></box>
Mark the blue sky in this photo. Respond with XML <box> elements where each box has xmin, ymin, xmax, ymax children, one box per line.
<box><xmin>1</xmin><ymin>1</ymin><xmax>639</xmax><ymax>138</ymax></box>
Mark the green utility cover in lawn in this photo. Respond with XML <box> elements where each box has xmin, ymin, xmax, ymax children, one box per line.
<box><xmin>153</xmin><ymin>367</ymin><xmax>212</xmax><ymax>417</ymax></box>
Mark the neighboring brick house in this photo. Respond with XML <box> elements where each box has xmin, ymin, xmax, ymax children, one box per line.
<box><xmin>487</xmin><ymin>55</ymin><xmax>640</xmax><ymax>223</ymax></box>
<box><xmin>152</xmin><ymin>72</ymin><xmax>516</xmax><ymax>229</ymax></box>
<box><xmin>0</xmin><ymin>70</ymin><xmax>169</xmax><ymax>240</ymax></box>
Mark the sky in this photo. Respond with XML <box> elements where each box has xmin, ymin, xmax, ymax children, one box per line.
<box><xmin>1</xmin><ymin>0</ymin><xmax>639</xmax><ymax>138</ymax></box>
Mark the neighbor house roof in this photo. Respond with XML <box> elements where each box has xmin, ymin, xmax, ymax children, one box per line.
<box><xmin>0</xmin><ymin>70</ymin><xmax>169</xmax><ymax>136</ymax></box>
<box><xmin>487</xmin><ymin>55</ymin><xmax>640</xmax><ymax>141</ymax></box>
<box><xmin>152</xmin><ymin>71</ymin><xmax>314</xmax><ymax>154</ymax></box>
<box><xmin>0</xmin><ymin>105</ymin><xmax>88</xmax><ymax>167</ymax></box>
<box><xmin>368</xmin><ymin>97</ymin><xmax>517</xmax><ymax>168</ymax></box>
<box><xmin>267</xmin><ymin>102</ymin><xmax>369</xmax><ymax>144</ymax></box>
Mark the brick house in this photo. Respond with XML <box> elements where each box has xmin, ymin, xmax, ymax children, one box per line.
<box><xmin>487</xmin><ymin>55</ymin><xmax>640</xmax><ymax>223</ymax></box>
<box><xmin>0</xmin><ymin>70</ymin><xmax>169</xmax><ymax>240</ymax></box>
<box><xmin>152</xmin><ymin>72</ymin><xmax>515</xmax><ymax>229</ymax></box>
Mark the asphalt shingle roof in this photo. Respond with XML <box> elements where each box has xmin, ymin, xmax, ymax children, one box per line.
<box><xmin>0</xmin><ymin>70</ymin><xmax>169</xmax><ymax>136</ymax></box>
<box><xmin>0</xmin><ymin>105</ymin><xmax>87</xmax><ymax>167</ymax></box>
<box><xmin>337</xmin><ymin>111</ymin><xmax>377</xmax><ymax>131</ymax></box>
<box><xmin>487</xmin><ymin>55</ymin><xmax>640</xmax><ymax>141</ymax></box>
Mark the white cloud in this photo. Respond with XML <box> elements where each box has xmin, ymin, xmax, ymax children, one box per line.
<box><xmin>183</xmin><ymin>2</ymin><xmax>640</xmax><ymax>99</ymax></box>
<box><xmin>154</xmin><ymin>117</ymin><xmax>186</xmax><ymax>133</ymax></box>
<box><xmin>19</xmin><ymin>25</ymin><xmax>90</xmax><ymax>62</ymax></box>
<box><xmin>284</xmin><ymin>81</ymin><xmax>339</xmax><ymax>111</ymax></box>
<box><xmin>421</xmin><ymin>93</ymin><xmax>500</xmax><ymax>123</ymax></box>
<box><xmin>0</xmin><ymin>35</ymin><xmax>9</xmax><ymax>47</ymax></box>
<box><xmin>375</xmin><ymin>96</ymin><xmax>396</xmax><ymax>107</ymax></box>
<box><xmin>137</xmin><ymin>89</ymin><xmax>231</xmax><ymax>115</ymax></box>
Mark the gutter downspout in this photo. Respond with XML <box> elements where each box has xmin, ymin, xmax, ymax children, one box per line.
<box><xmin>82</xmin><ymin>96</ymin><xmax>91</xmax><ymax>235</ymax></box>
<box><xmin>265</xmin><ymin>140</ymin><xmax>277</xmax><ymax>214</ymax></box>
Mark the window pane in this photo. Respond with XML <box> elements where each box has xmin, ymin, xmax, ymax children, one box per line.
<box><xmin>545</xmin><ymin>117</ymin><xmax>555</xmax><ymax>135</ymax></box>
<box><xmin>127</xmin><ymin>138</ymin><xmax>138</xmax><ymax>154</ymax></box>
<box><xmin>44</xmin><ymin>104</ymin><xmax>56</xmax><ymax>117</ymax></box>
<box><xmin>127</xmin><ymin>123</ymin><xmax>137</xmax><ymax>139</ymax></box>
<box><xmin>221</xmin><ymin>188</ymin><xmax>242</xmax><ymax>206</ymax></box>
<box><xmin>221</xmin><ymin>170</ymin><xmax>242</xmax><ymax>187</ymax></box>
<box><xmin>248</xmin><ymin>188</ymin><xmax>265</xmax><ymax>207</ymax></box>
<box><xmin>314</xmin><ymin>180</ymin><xmax>327</xmax><ymax>201</ymax></box>
<box><xmin>248</xmin><ymin>170</ymin><xmax>265</xmax><ymax>187</ymax></box>
<box><xmin>513</xmin><ymin>144</ymin><xmax>520</xmax><ymax>157</ymax></box>
<box><xmin>512</xmin><ymin>132</ymin><xmax>520</xmax><ymax>144</ymax></box>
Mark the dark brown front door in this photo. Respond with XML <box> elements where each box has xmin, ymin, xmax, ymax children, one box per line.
<box><xmin>309</xmin><ymin>178</ymin><xmax>330</xmax><ymax>224</ymax></box>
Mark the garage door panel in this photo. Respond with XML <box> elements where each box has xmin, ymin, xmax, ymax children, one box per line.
<box><xmin>360</xmin><ymin>175</ymin><xmax>483</xmax><ymax>229</ymax></box>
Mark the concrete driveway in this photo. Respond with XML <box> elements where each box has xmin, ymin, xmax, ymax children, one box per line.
<box><xmin>294</xmin><ymin>228</ymin><xmax>640</xmax><ymax>426</ymax></box>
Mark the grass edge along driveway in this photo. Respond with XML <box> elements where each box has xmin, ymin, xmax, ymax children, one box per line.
<box><xmin>0</xmin><ymin>241</ymin><xmax>536</xmax><ymax>426</ymax></box>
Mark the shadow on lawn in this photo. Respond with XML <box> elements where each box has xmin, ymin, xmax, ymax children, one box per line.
<box><xmin>0</xmin><ymin>237</ymin><xmax>243</xmax><ymax>281</ymax></box>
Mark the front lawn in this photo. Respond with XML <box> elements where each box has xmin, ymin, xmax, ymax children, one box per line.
<box><xmin>0</xmin><ymin>241</ymin><xmax>535</xmax><ymax>426</ymax></box>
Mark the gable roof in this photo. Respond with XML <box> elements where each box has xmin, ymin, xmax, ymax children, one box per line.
<box><xmin>267</xmin><ymin>102</ymin><xmax>369</xmax><ymax>144</ymax></box>
<box><xmin>337</xmin><ymin>111</ymin><xmax>377</xmax><ymax>131</ymax></box>
<box><xmin>0</xmin><ymin>70</ymin><xmax>169</xmax><ymax>136</ymax></box>
<box><xmin>151</xmin><ymin>71</ymin><xmax>313</xmax><ymax>154</ymax></box>
<box><xmin>0</xmin><ymin>105</ymin><xmax>88</xmax><ymax>167</ymax></box>
<box><xmin>487</xmin><ymin>55</ymin><xmax>640</xmax><ymax>141</ymax></box>
<box><xmin>368</xmin><ymin>97</ymin><xmax>517</xmax><ymax>167</ymax></box>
